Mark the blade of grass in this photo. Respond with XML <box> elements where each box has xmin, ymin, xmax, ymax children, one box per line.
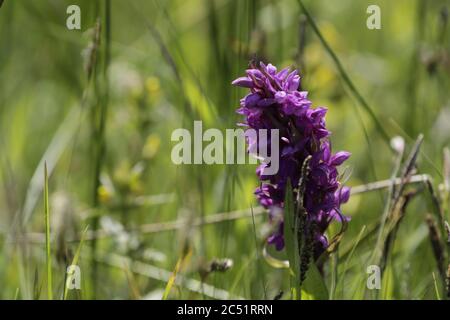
<box><xmin>90</xmin><ymin>0</ymin><xmax>111</xmax><ymax>297</ymax></box>
<box><xmin>389</xmin><ymin>118</ymin><xmax>443</xmax><ymax>178</ymax></box>
<box><xmin>64</xmin><ymin>226</ymin><xmax>89</xmax><ymax>300</ymax></box>
<box><xmin>370</xmin><ymin>137</ymin><xmax>408</xmax><ymax>266</ymax></box>
<box><xmin>329</xmin><ymin>250</ymin><xmax>338</xmax><ymax>300</ymax></box>
<box><xmin>32</xmin><ymin>267</ymin><xmax>42</xmax><ymax>300</ymax></box>
<box><xmin>19</xmin><ymin>105</ymin><xmax>83</xmax><ymax>227</ymax></box>
<box><xmin>297</xmin><ymin>0</ymin><xmax>390</xmax><ymax>145</ymax></box>
<box><xmin>124</xmin><ymin>265</ymin><xmax>142</xmax><ymax>300</ymax></box>
<box><xmin>98</xmin><ymin>253</ymin><xmax>243</xmax><ymax>300</ymax></box>
<box><xmin>44</xmin><ymin>162</ymin><xmax>52</xmax><ymax>300</ymax></box>
<box><xmin>432</xmin><ymin>272</ymin><xmax>442</xmax><ymax>300</ymax></box>
<box><xmin>250</xmin><ymin>205</ymin><xmax>267</xmax><ymax>299</ymax></box>
<box><xmin>337</xmin><ymin>225</ymin><xmax>367</xmax><ymax>298</ymax></box>
<box><xmin>162</xmin><ymin>257</ymin><xmax>182</xmax><ymax>300</ymax></box>
<box><xmin>283</xmin><ymin>179</ymin><xmax>301</xmax><ymax>299</ymax></box>
<box><xmin>162</xmin><ymin>248</ymin><xmax>192</xmax><ymax>300</ymax></box>
<box><xmin>301</xmin><ymin>262</ymin><xmax>329</xmax><ymax>300</ymax></box>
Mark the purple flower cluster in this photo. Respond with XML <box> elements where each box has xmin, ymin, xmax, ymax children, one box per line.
<box><xmin>232</xmin><ymin>62</ymin><xmax>351</xmax><ymax>258</ymax></box>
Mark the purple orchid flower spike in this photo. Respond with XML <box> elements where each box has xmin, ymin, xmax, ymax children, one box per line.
<box><xmin>233</xmin><ymin>62</ymin><xmax>351</xmax><ymax>259</ymax></box>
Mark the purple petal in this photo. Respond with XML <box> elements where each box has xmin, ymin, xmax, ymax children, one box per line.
<box><xmin>339</xmin><ymin>186</ymin><xmax>351</xmax><ymax>203</ymax></box>
<box><xmin>276</xmin><ymin>67</ymin><xmax>290</xmax><ymax>80</ymax></box>
<box><xmin>232</xmin><ymin>77</ymin><xmax>253</xmax><ymax>88</ymax></box>
<box><xmin>244</xmin><ymin>93</ymin><xmax>261</xmax><ymax>107</ymax></box>
<box><xmin>330</xmin><ymin>151</ymin><xmax>351</xmax><ymax>166</ymax></box>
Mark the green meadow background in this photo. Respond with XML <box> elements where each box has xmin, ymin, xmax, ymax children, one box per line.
<box><xmin>0</xmin><ymin>0</ymin><xmax>449</xmax><ymax>299</ymax></box>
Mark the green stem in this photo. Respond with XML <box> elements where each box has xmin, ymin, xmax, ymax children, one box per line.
<box><xmin>44</xmin><ymin>162</ymin><xmax>52</xmax><ymax>300</ymax></box>
<box><xmin>90</xmin><ymin>0</ymin><xmax>111</xmax><ymax>298</ymax></box>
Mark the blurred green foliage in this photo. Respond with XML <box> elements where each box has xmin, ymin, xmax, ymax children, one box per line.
<box><xmin>0</xmin><ymin>0</ymin><xmax>449</xmax><ymax>299</ymax></box>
